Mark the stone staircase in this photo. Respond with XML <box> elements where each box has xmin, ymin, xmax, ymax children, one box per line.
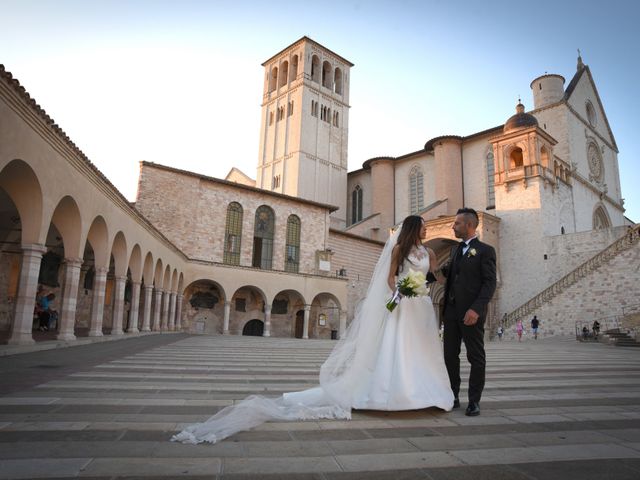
<box><xmin>601</xmin><ymin>329</ymin><xmax>640</xmax><ymax>348</ymax></box>
<box><xmin>499</xmin><ymin>224</ymin><xmax>640</xmax><ymax>338</ymax></box>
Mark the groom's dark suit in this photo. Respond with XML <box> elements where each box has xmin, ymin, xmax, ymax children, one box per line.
<box><xmin>443</xmin><ymin>237</ymin><xmax>496</xmax><ymax>404</ymax></box>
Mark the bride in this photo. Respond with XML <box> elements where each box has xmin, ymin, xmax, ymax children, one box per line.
<box><xmin>172</xmin><ymin>215</ymin><xmax>454</xmax><ymax>444</ymax></box>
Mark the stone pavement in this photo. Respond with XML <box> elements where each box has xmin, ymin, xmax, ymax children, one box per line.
<box><xmin>1</xmin><ymin>333</ymin><xmax>640</xmax><ymax>479</ymax></box>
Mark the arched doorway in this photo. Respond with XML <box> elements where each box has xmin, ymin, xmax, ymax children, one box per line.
<box><xmin>243</xmin><ymin>319</ymin><xmax>264</xmax><ymax>336</ymax></box>
<box><xmin>294</xmin><ymin>310</ymin><xmax>304</xmax><ymax>338</ymax></box>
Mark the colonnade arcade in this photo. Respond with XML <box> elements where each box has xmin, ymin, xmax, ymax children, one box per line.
<box><xmin>182</xmin><ymin>277</ymin><xmax>346</xmax><ymax>340</ymax></box>
<box><xmin>0</xmin><ymin>159</ymin><xmax>186</xmax><ymax>345</ymax></box>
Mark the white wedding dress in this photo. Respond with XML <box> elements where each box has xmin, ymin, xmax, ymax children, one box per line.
<box><xmin>172</xmin><ymin>230</ymin><xmax>454</xmax><ymax>444</ymax></box>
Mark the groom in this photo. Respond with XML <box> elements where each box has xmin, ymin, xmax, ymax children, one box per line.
<box><xmin>442</xmin><ymin>208</ymin><xmax>496</xmax><ymax>416</ymax></box>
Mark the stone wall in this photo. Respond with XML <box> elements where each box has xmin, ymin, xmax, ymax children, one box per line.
<box><xmin>327</xmin><ymin>229</ymin><xmax>383</xmax><ymax>321</ymax></box>
<box><xmin>136</xmin><ymin>163</ymin><xmax>330</xmax><ymax>274</ymax></box>
<box><xmin>501</xmin><ymin>239</ymin><xmax>640</xmax><ymax>339</ymax></box>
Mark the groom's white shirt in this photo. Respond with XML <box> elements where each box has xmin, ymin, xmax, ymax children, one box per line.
<box><xmin>461</xmin><ymin>235</ymin><xmax>477</xmax><ymax>256</ymax></box>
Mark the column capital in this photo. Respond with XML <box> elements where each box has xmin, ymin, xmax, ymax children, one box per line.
<box><xmin>304</xmin><ymin>304</ymin><xmax>312</xmax><ymax>312</ymax></box>
<box><xmin>114</xmin><ymin>275</ymin><xmax>127</xmax><ymax>283</ymax></box>
<box><xmin>21</xmin><ymin>243</ymin><xmax>47</xmax><ymax>255</ymax></box>
<box><xmin>63</xmin><ymin>257</ymin><xmax>84</xmax><ymax>267</ymax></box>
<box><xmin>144</xmin><ymin>284</ymin><xmax>154</xmax><ymax>291</ymax></box>
<box><xmin>225</xmin><ymin>300</ymin><xmax>232</xmax><ymax>307</ymax></box>
<box><xmin>95</xmin><ymin>266</ymin><xmax>109</xmax><ymax>275</ymax></box>
<box><xmin>264</xmin><ymin>304</ymin><xmax>272</xmax><ymax>314</ymax></box>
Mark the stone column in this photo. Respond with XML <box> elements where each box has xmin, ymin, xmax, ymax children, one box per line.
<box><xmin>141</xmin><ymin>285</ymin><xmax>153</xmax><ymax>332</ymax></box>
<box><xmin>302</xmin><ymin>305</ymin><xmax>311</xmax><ymax>340</ymax></box>
<box><xmin>161</xmin><ymin>290</ymin><xmax>170</xmax><ymax>331</ymax></box>
<box><xmin>111</xmin><ymin>275</ymin><xmax>127</xmax><ymax>335</ymax></box>
<box><xmin>175</xmin><ymin>294</ymin><xmax>183</xmax><ymax>331</ymax></box>
<box><xmin>127</xmin><ymin>281</ymin><xmax>141</xmax><ymax>333</ymax></box>
<box><xmin>339</xmin><ymin>310</ymin><xmax>347</xmax><ymax>339</ymax></box>
<box><xmin>152</xmin><ymin>289</ymin><xmax>162</xmax><ymax>331</ymax></box>
<box><xmin>223</xmin><ymin>300</ymin><xmax>231</xmax><ymax>334</ymax></box>
<box><xmin>168</xmin><ymin>292</ymin><xmax>177</xmax><ymax>331</ymax></box>
<box><xmin>57</xmin><ymin>258</ymin><xmax>83</xmax><ymax>341</ymax></box>
<box><xmin>263</xmin><ymin>304</ymin><xmax>271</xmax><ymax>337</ymax></box>
<box><xmin>88</xmin><ymin>267</ymin><xmax>108</xmax><ymax>336</ymax></box>
<box><xmin>8</xmin><ymin>243</ymin><xmax>46</xmax><ymax>345</ymax></box>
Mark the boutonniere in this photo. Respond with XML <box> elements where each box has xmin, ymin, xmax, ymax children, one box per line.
<box><xmin>467</xmin><ymin>248</ymin><xmax>477</xmax><ymax>257</ymax></box>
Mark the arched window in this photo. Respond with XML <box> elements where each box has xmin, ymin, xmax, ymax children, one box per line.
<box><xmin>289</xmin><ymin>55</ymin><xmax>298</xmax><ymax>82</ymax></box>
<box><xmin>285</xmin><ymin>215</ymin><xmax>301</xmax><ymax>273</ymax></box>
<box><xmin>269</xmin><ymin>111</ymin><xmax>274</xmax><ymax>126</ymax></box>
<box><xmin>351</xmin><ymin>185</ymin><xmax>363</xmax><ymax>224</ymax></box>
<box><xmin>486</xmin><ymin>151</ymin><xmax>495</xmax><ymax>209</ymax></box>
<box><xmin>333</xmin><ymin>111</ymin><xmax>339</xmax><ymax>127</ymax></box>
<box><xmin>510</xmin><ymin>147</ymin><xmax>524</xmax><ymax>169</ymax></box>
<box><xmin>252</xmin><ymin>205</ymin><xmax>275</xmax><ymax>269</ymax></box>
<box><xmin>224</xmin><ymin>202</ymin><xmax>243</xmax><ymax>265</ymax></box>
<box><xmin>311</xmin><ymin>55</ymin><xmax>320</xmax><ymax>82</ymax></box>
<box><xmin>334</xmin><ymin>67</ymin><xmax>343</xmax><ymax>94</ymax></box>
<box><xmin>409</xmin><ymin>166</ymin><xmax>424</xmax><ymax>214</ymax></box>
<box><xmin>593</xmin><ymin>205</ymin><xmax>611</xmax><ymax>230</ymax></box>
<box><xmin>269</xmin><ymin>67</ymin><xmax>278</xmax><ymax>92</ymax></box>
<box><xmin>322</xmin><ymin>61</ymin><xmax>332</xmax><ymax>89</ymax></box>
<box><xmin>540</xmin><ymin>146</ymin><xmax>550</xmax><ymax>169</ymax></box>
<box><xmin>279</xmin><ymin>61</ymin><xmax>289</xmax><ymax>88</ymax></box>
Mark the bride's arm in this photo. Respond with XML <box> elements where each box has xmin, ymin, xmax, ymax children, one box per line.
<box><xmin>388</xmin><ymin>246</ymin><xmax>400</xmax><ymax>291</ymax></box>
<box><xmin>427</xmin><ymin>248</ymin><xmax>446</xmax><ymax>284</ymax></box>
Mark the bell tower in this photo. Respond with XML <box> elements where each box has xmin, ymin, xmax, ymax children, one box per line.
<box><xmin>256</xmin><ymin>37</ymin><xmax>353</xmax><ymax>228</ymax></box>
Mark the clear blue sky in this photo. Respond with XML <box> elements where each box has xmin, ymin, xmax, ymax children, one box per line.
<box><xmin>1</xmin><ymin>0</ymin><xmax>638</xmax><ymax>221</ymax></box>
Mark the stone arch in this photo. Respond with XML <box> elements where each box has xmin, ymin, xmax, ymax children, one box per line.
<box><xmin>171</xmin><ymin>268</ymin><xmax>178</xmax><ymax>293</ymax></box>
<box><xmin>162</xmin><ymin>264</ymin><xmax>171</xmax><ymax>291</ymax></box>
<box><xmin>322</xmin><ymin>60</ymin><xmax>332</xmax><ymax>89</ymax></box>
<box><xmin>86</xmin><ymin>216</ymin><xmax>109</xmax><ymax>269</ymax></box>
<box><xmin>271</xmin><ymin>289</ymin><xmax>306</xmax><ymax>338</ymax></box>
<box><xmin>334</xmin><ymin>67</ymin><xmax>343</xmax><ymax>94</ymax></box>
<box><xmin>310</xmin><ymin>292</ymin><xmax>342</xmax><ymax>339</ymax></box>
<box><xmin>177</xmin><ymin>272</ymin><xmax>185</xmax><ymax>296</ymax></box>
<box><xmin>509</xmin><ymin>146</ymin><xmax>524</xmax><ymax>169</ymax></box>
<box><xmin>269</xmin><ymin>66</ymin><xmax>278</xmax><ymax>92</ymax></box>
<box><xmin>289</xmin><ymin>54</ymin><xmax>298</xmax><ymax>82</ymax></box>
<box><xmin>279</xmin><ymin>60</ymin><xmax>289</xmax><ymax>88</ymax></box>
<box><xmin>153</xmin><ymin>258</ymin><xmax>164</xmax><ymax>287</ymax></box>
<box><xmin>593</xmin><ymin>204</ymin><xmax>611</xmax><ymax>230</ymax></box>
<box><xmin>128</xmin><ymin>244</ymin><xmax>143</xmax><ymax>282</ymax></box>
<box><xmin>252</xmin><ymin>205</ymin><xmax>275</xmax><ymax>269</ymax></box>
<box><xmin>142</xmin><ymin>251</ymin><xmax>154</xmax><ymax>286</ymax></box>
<box><xmin>49</xmin><ymin>196</ymin><xmax>83</xmax><ymax>260</ymax></box>
<box><xmin>110</xmin><ymin>231</ymin><xmax>128</xmax><ymax>277</ymax></box>
<box><xmin>230</xmin><ymin>285</ymin><xmax>267</xmax><ymax>335</ymax></box>
<box><xmin>242</xmin><ymin>319</ymin><xmax>264</xmax><ymax>336</ymax></box>
<box><xmin>183</xmin><ymin>279</ymin><xmax>226</xmax><ymax>334</ymax></box>
<box><xmin>310</xmin><ymin>55</ymin><xmax>320</xmax><ymax>82</ymax></box>
<box><xmin>540</xmin><ymin>146</ymin><xmax>550</xmax><ymax>169</ymax></box>
<box><xmin>0</xmin><ymin>159</ymin><xmax>44</xmax><ymax>244</ymax></box>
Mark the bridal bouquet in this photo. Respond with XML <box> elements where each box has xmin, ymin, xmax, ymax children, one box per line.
<box><xmin>386</xmin><ymin>269</ymin><xmax>429</xmax><ymax>312</ymax></box>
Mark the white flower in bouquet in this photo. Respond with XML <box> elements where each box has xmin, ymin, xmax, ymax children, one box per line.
<box><xmin>386</xmin><ymin>269</ymin><xmax>429</xmax><ymax>312</ymax></box>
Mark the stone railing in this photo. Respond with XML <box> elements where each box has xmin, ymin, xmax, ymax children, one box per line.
<box><xmin>501</xmin><ymin>224</ymin><xmax>640</xmax><ymax>332</ymax></box>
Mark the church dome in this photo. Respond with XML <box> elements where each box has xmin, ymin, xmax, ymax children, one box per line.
<box><xmin>503</xmin><ymin>103</ymin><xmax>538</xmax><ymax>133</ymax></box>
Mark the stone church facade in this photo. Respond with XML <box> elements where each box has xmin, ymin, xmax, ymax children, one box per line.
<box><xmin>0</xmin><ymin>37</ymin><xmax>637</xmax><ymax>346</ymax></box>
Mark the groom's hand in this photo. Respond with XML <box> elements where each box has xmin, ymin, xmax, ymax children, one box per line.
<box><xmin>463</xmin><ymin>309</ymin><xmax>479</xmax><ymax>326</ymax></box>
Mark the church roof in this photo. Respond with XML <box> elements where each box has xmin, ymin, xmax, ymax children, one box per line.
<box><xmin>563</xmin><ymin>61</ymin><xmax>618</xmax><ymax>152</ymax></box>
<box><xmin>141</xmin><ymin>161</ymin><xmax>339</xmax><ymax>212</ymax></box>
<box><xmin>262</xmin><ymin>36</ymin><xmax>354</xmax><ymax>67</ymax></box>
<box><xmin>503</xmin><ymin>103</ymin><xmax>539</xmax><ymax>133</ymax></box>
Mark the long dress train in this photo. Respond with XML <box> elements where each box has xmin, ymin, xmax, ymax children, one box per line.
<box><xmin>171</xmin><ymin>230</ymin><xmax>453</xmax><ymax>444</ymax></box>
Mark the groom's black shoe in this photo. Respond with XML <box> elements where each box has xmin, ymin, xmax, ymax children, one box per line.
<box><xmin>452</xmin><ymin>398</ymin><xmax>460</xmax><ymax>409</ymax></box>
<box><xmin>465</xmin><ymin>402</ymin><xmax>480</xmax><ymax>416</ymax></box>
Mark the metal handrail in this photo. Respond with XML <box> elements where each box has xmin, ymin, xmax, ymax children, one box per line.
<box><xmin>503</xmin><ymin>224</ymin><xmax>640</xmax><ymax>332</ymax></box>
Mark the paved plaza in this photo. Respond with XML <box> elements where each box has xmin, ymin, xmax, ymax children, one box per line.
<box><xmin>1</xmin><ymin>333</ymin><xmax>640</xmax><ymax>479</ymax></box>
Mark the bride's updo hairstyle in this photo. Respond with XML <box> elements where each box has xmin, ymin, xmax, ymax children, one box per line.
<box><xmin>395</xmin><ymin>215</ymin><xmax>424</xmax><ymax>274</ymax></box>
